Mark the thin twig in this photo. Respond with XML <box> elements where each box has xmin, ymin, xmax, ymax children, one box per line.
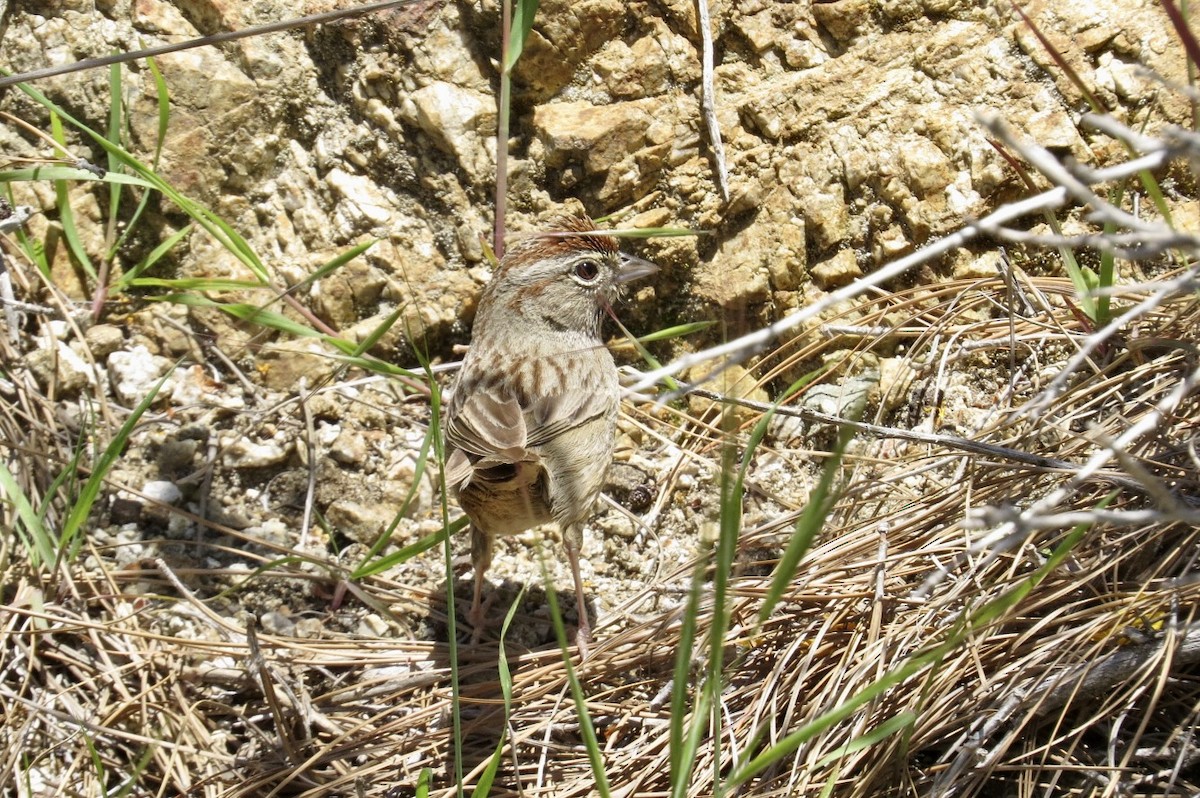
<box><xmin>0</xmin><ymin>0</ymin><xmax>420</xmax><ymax>89</ymax></box>
<box><xmin>628</xmin><ymin>145</ymin><xmax>1170</xmax><ymax>394</ymax></box>
<box><xmin>697</xmin><ymin>0</ymin><xmax>729</xmax><ymax>202</ymax></box>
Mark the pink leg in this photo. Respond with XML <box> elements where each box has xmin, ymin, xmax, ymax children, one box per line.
<box><xmin>468</xmin><ymin>569</ymin><xmax>486</xmax><ymax>643</ymax></box>
<box><xmin>468</xmin><ymin>523</ymin><xmax>494</xmax><ymax>644</ymax></box>
<box><xmin>564</xmin><ymin>534</ymin><xmax>591</xmax><ymax>659</ymax></box>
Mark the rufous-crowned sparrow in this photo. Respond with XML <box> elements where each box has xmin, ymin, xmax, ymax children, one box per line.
<box><xmin>443</xmin><ymin>212</ymin><xmax>655</xmax><ymax>656</ymax></box>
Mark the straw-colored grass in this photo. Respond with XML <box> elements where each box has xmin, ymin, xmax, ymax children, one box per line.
<box><xmin>3</xmin><ymin>249</ymin><xmax>1198</xmax><ymax>796</ymax></box>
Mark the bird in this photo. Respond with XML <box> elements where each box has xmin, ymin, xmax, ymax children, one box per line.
<box><xmin>443</xmin><ymin>212</ymin><xmax>655</xmax><ymax>656</ymax></box>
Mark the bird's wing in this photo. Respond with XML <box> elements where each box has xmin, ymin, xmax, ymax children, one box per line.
<box><xmin>444</xmin><ymin>354</ymin><xmax>614</xmax><ymax>487</ymax></box>
<box><xmin>447</xmin><ymin>390</ymin><xmax>527</xmax><ymax>455</ymax></box>
<box><xmin>445</xmin><ymin>383</ymin><xmax>539</xmax><ymax>491</ymax></box>
<box><xmin>525</xmin><ymin>385</ymin><xmax>614</xmax><ymax>447</ymax></box>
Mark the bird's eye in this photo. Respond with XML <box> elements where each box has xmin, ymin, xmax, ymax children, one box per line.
<box><xmin>573</xmin><ymin>259</ymin><xmax>601</xmax><ymax>282</ymax></box>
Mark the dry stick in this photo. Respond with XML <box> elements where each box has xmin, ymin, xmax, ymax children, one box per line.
<box><xmin>628</xmin><ymin>142</ymin><xmax>1170</xmax><ymax>394</ymax></box>
<box><xmin>494</xmin><ymin>0</ymin><xmax>512</xmax><ymax>258</ymax></box>
<box><xmin>697</xmin><ymin>0</ymin><xmax>729</xmax><ymax>202</ymax></box>
<box><xmin>936</xmin><ymin>620</ymin><xmax>1200</xmax><ymax>794</ymax></box>
<box><xmin>246</xmin><ymin>619</ymin><xmax>305</xmax><ymax>767</ymax></box>
<box><xmin>0</xmin><ymin>0</ymin><xmax>420</xmax><ymax>89</ymax></box>
<box><xmin>919</xmin><ymin>361</ymin><xmax>1200</xmax><ymax>599</ymax></box>
<box><xmin>298</xmin><ymin>377</ymin><xmax>318</xmax><ymax>551</ymax></box>
<box><xmin>0</xmin><ymin>206</ymin><xmax>48</xmax><ymax>340</ymax></box>
<box><xmin>665</xmin><ymin>381</ymin><xmax>1145</xmax><ymax>491</ymax></box>
<box><xmin>984</xmin><ymin>117</ymin><xmax>1160</xmax><ymax>234</ymax></box>
<box><xmin>984</xmin><ymin>226</ymin><xmax>1200</xmax><ymax>259</ymax></box>
<box><xmin>1016</xmin><ymin>260</ymin><xmax>1200</xmax><ymax>415</ymax></box>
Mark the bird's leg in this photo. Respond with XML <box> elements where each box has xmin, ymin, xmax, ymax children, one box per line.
<box><xmin>468</xmin><ymin>523</ymin><xmax>494</xmax><ymax>644</ymax></box>
<box><xmin>563</xmin><ymin>526</ymin><xmax>591</xmax><ymax>659</ymax></box>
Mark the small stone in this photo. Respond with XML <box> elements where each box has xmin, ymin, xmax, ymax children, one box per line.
<box><xmin>511</xmin><ymin>0</ymin><xmax>625</xmax><ymax>96</ymax></box>
<box><xmin>259</xmin><ymin>610</ymin><xmax>296</xmax><ymax>636</ymax></box>
<box><xmin>84</xmin><ymin>323</ymin><xmax>124</xmax><ymax>358</ymax></box>
<box><xmin>764</xmin><ymin>217</ymin><xmax>807</xmax><ymax>291</ymax></box>
<box><xmin>686</xmin><ymin>363</ymin><xmax>770</xmax><ymax>424</ymax></box>
<box><xmin>533</xmin><ymin>99</ymin><xmax>656</xmax><ymax>175</ymax></box>
<box><xmin>802</xmin><ymin>182</ymin><xmax>850</xmax><ymax>251</ymax></box>
<box><xmin>595</xmin><ymin>35</ymin><xmax>674</xmax><ymax>98</ymax></box>
<box><xmin>810</xmin><ymin>249</ymin><xmax>862</xmax><ymax>290</ymax></box>
<box><xmin>782</xmin><ymin>37</ymin><xmax>828</xmax><ymax>69</ymax></box>
<box><xmin>1020</xmin><ymin>95</ymin><xmax>1085</xmax><ymax>154</ymax></box>
<box><xmin>294</xmin><ymin>618</ymin><xmax>325</xmax><ymax>638</ymax></box>
<box><xmin>108</xmin><ymin>345</ymin><xmax>171</xmax><ymax>404</ymax></box>
<box><xmin>899</xmin><ymin>137</ymin><xmax>954</xmax><ymax>198</ymax></box>
<box><xmin>158</xmin><ymin>437</ymin><xmax>200</xmax><ymax>476</ymax></box>
<box><xmin>222</xmin><ymin>434</ymin><xmax>291</xmax><ymax>468</ymax></box>
<box><xmin>326</xmin><ymin>499</ymin><xmax>396</xmax><ymax>546</ymax></box>
<box><xmin>312</xmin><ymin>258</ymin><xmax>387</xmax><ymax>328</ymax></box>
<box><xmin>326</xmin><ymin>167</ymin><xmax>393</xmax><ymax>228</ymax></box>
<box><xmin>953</xmin><ymin>250</ymin><xmax>1002</xmax><ymax>280</ymax></box>
<box><xmin>26</xmin><ymin>342</ymin><xmax>92</xmax><ymax>395</ymax></box>
<box><xmin>170</xmin><ymin>365</ymin><xmax>245</xmax><ymax>411</ymax></box>
<box><xmin>733</xmin><ymin>9</ymin><xmax>779</xmax><ymax>54</ymax></box>
<box><xmin>142</xmin><ymin>480</ymin><xmax>183</xmax><ymax>506</ymax></box>
<box><xmin>109</xmin><ymin>496</ymin><xmax>143</xmax><ymax>525</ymax></box>
<box><xmin>767</xmin><ymin>413</ymin><xmax>806</xmax><ymax>445</ymax></box>
<box><xmin>811</xmin><ymin>0</ymin><xmax>875</xmax><ymax>42</ymax></box>
<box><xmin>873</xmin><ymin>224</ymin><xmax>912</xmax><ymax>264</ymax></box>
<box><xmin>329</xmin><ymin>428</ymin><xmax>368</xmax><ymax>465</ymax></box>
<box><xmin>358</xmin><ymin>613</ymin><xmax>389</xmax><ymax>637</ymax></box>
<box><xmin>407</xmin><ymin>82</ymin><xmax>496</xmax><ymax>182</ymax></box>
<box><xmin>256</xmin><ymin>339</ymin><xmax>338</xmax><ymax>392</ymax></box>
<box><xmin>875</xmin><ymin>357</ymin><xmax>919</xmax><ymax>414</ymax></box>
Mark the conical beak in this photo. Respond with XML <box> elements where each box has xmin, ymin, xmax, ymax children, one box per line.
<box><xmin>617</xmin><ymin>253</ymin><xmax>659</xmax><ymax>284</ymax></box>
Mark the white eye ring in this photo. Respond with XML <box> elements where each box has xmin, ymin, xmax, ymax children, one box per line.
<box><xmin>572</xmin><ymin>259</ymin><xmax>601</xmax><ymax>283</ymax></box>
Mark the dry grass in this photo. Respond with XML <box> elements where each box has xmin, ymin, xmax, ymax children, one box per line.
<box><xmin>3</xmin><ymin>249</ymin><xmax>1199</xmax><ymax>796</ymax></box>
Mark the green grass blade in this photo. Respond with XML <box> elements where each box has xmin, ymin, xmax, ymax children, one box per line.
<box><xmin>83</xmin><ymin>735</ymin><xmax>110</xmax><ymax>798</ymax></box>
<box><xmin>812</xmin><ymin>710</ymin><xmax>917</xmax><ymax>768</ymax></box>
<box><xmin>128</xmin><ymin>276</ymin><xmax>264</xmax><ymax>292</ymax></box>
<box><xmin>415</xmin><ymin>768</ymin><xmax>432</xmax><ymax>798</ymax></box>
<box><xmin>350</xmin><ymin>521</ymin><xmax>459</xmax><ymax>580</ymax></box>
<box><xmin>14</xmin><ymin>79</ymin><xmax>271</xmax><ymax>284</ymax></box>
<box><xmin>597</xmin><ymin>226</ymin><xmax>700</xmax><ymax>238</ymax></box>
<box><xmin>114</xmin><ymin>224</ymin><xmax>194</xmax><ymax>288</ymax></box>
<box><xmin>156</xmin><ymin>293</ymin><xmax>326</xmax><ymax>339</ymax></box>
<box><xmin>105</xmin><ymin>60</ymin><xmax>123</xmax><ymax>245</ymax></box>
<box><xmin>610</xmin><ymin>313</ymin><xmax>679</xmax><ymax>392</ymax></box>
<box><xmin>59</xmin><ymin>366</ymin><xmax>176</xmax><ymax>561</ymax></box>
<box><xmin>706</xmin><ymin>429</ymin><xmax>746</xmax><ymax>790</ymax></box>
<box><xmin>0</xmin><ymin>457</ymin><xmax>56</xmax><ymax>567</ymax></box>
<box><xmin>326</xmin><ymin>353</ymin><xmax>421</xmax><ymax>379</ymax></box>
<box><xmin>350</xmin><ymin>410</ymin><xmax>442</xmax><ymax>578</ymax></box>
<box><xmin>146</xmin><ymin>56</ymin><xmax>170</xmax><ymax>169</ymax></box>
<box><xmin>668</xmin><ymin>559</ymin><xmax>706</xmax><ymax>797</ymax></box>
<box><xmin>348</xmin><ymin>304</ymin><xmax>404</xmax><ymax>358</ymax></box>
<box><xmin>471</xmin><ymin>586</ymin><xmax>525</xmax><ymax>796</ymax></box>
<box><xmin>296</xmin><ymin>239</ymin><xmax>378</xmax><ymax>293</ymax></box>
<box><xmin>635</xmin><ymin>321</ymin><xmax>716</xmax><ymax>343</ymax></box>
<box><xmin>757</xmin><ymin>412</ymin><xmax>857</xmax><ymax>628</ymax></box>
<box><xmin>539</xmin><ymin>550</ymin><xmax>612</xmax><ymax>798</ymax></box>
<box><xmin>504</xmin><ymin>0</ymin><xmax>540</xmax><ymax>70</ymax></box>
<box><xmin>414</xmin><ymin>341</ymin><xmax>464</xmax><ymax>797</ymax></box>
<box><xmin>110</xmin><ymin>56</ymin><xmax>172</xmax><ymax>258</ymax></box>
<box><xmin>49</xmin><ymin>112</ymin><xmax>98</xmax><ymax>282</ymax></box>
<box><xmin>724</xmin><ymin>499</ymin><xmax>1106</xmax><ymax>789</ymax></box>
<box><xmin>0</xmin><ymin>166</ymin><xmax>156</xmax><ymax>188</ymax></box>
